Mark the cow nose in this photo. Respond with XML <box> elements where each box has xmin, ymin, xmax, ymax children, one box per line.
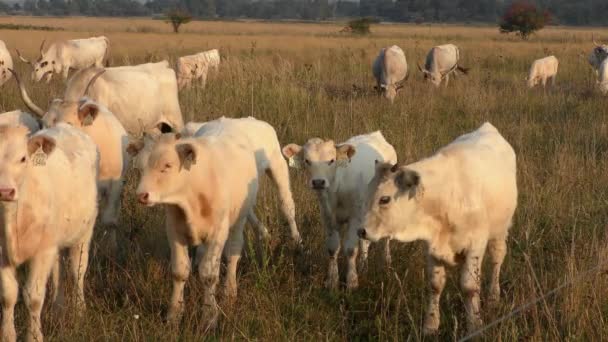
<box><xmin>311</xmin><ymin>179</ymin><xmax>326</xmax><ymax>190</ymax></box>
<box><xmin>0</xmin><ymin>188</ymin><xmax>16</xmax><ymax>201</ymax></box>
<box><xmin>357</xmin><ymin>229</ymin><xmax>367</xmax><ymax>239</ymax></box>
<box><xmin>137</xmin><ymin>192</ymin><xmax>149</xmax><ymax>205</ymax></box>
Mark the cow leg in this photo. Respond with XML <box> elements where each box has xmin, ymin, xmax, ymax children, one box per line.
<box><xmin>266</xmin><ymin>160</ymin><xmax>301</xmax><ymax>245</ymax></box>
<box><xmin>247</xmin><ymin>210</ymin><xmax>269</xmax><ymax>267</ymax></box>
<box><xmin>423</xmin><ymin>257</ymin><xmax>446</xmax><ymax>335</ymax></box>
<box><xmin>167</xmin><ymin>239</ymin><xmax>190</xmax><ymax>324</ymax></box>
<box><xmin>444</xmin><ymin>74</ymin><xmax>450</xmax><ymax>87</ymax></box>
<box><xmin>62</xmin><ymin>67</ymin><xmax>70</xmax><ymax>80</ymax></box>
<box><xmin>317</xmin><ymin>191</ymin><xmax>339</xmax><ymax>290</ymax></box>
<box><xmin>551</xmin><ymin>75</ymin><xmax>557</xmax><ymax>87</ymax></box>
<box><xmin>344</xmin><ymin>219</ymin><xmax>360</xmax><ymax>290</ymax></box>
<box><xmin>24</xmin><ymin>248</ymin><xmax>58</xmax><ymax>342</ymax></box>
<box><xmin>201</xmin><ymin>67</ymin><xmax>209</xmax><ymax>89</ymax></box>
<box><xmin>541</xmin><ymin>77</ymin><xmax>547</xmax><ymax>88</ymax></box>
<box><xmin>68</xmin><ymin>231</ymin><xmax>93</xmax><ymax>314</ymax></box>
<box><xmin>198</xmin><ymin>218</ymin><xmax>230</xmax><ymax>331</ymax></box>
<box><xmin>0</xmin><ymin>265</ymin><xmax>18</xmax><ymax>342</ymax></box>
<box><xmin>487</xmin><ymin>237</ymin><xmax>507</xmax><ymax>303</ymax></box>
<box><xmin>223</xmin><ymin>216</ymin><xmax>246</xmax><ymax>302</ymax></box>
<box><xmin>460</xmin><ymin>247</ymin><xmax>486</xmax><ymax>334</ymax></box>
<box><xmin>101</xmin><ymin>179</ymin><xmax>123</xmax><ymax>255</ymax></box>
<box><xmin>50</xmin><ymin>255</ymin><xmax>65</xmax><ymax>311</ymax></box>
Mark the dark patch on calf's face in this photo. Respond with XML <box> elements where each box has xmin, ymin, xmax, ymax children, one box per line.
<box><xmin>198</xmin><ymin>193</ymin><xmax>212</xmax><ymax>219</ymax></box>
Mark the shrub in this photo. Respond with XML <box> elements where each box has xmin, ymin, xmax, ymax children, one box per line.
<box><xmin>499</xmin><ymin>1</ymin><xmax>551</xmax><ymax>40</ymax></box>
<box><xmin>346</xmin><ymin>17</ymin><xmax>377</xmax><ymax>35</ymax></box>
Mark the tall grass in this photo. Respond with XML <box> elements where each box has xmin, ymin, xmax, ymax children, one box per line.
<box><xmin>1</xmin><ymin>18</ymin><xmax>608</xmax><ymax>340</ymax></box>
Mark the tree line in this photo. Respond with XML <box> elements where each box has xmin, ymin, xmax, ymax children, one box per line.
<box><xmin>0</xmin><ymin>0</ymin><xmax>606</xmax><ymax>26</ymax></box>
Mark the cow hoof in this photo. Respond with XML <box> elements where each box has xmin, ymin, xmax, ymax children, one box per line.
<box><xmin>423</xmin><ymin>315</ymin><xmax>440</xmax><ymax>336</ymax></box>
<box><xmin>202</xmin><ymin>307</ymin><xmax>219</xmax><ymax>332</ymax></box>
<box><xmin>2</xmin><ymin>326</ymin><xmax>16</xmax><ymax>342</ymax></box>
<box><xmin>165</xmin><ymin>306</ymin><xmax>184</xmax><ymax>325</ymax></box>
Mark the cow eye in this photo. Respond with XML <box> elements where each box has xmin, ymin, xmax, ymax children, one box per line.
<box><xmin>20</xmin><ymin>156</ymin><xmax>26</xmax><ymax>163</ymax></box>
<box><xmin>379</xmin><ymin>196</ymin><xmax>391</xmax><ymax>205</ymax></box>
<box><xmin>328</xmin><ymin>159</ymin><xmax>335</xmax><ymax>165</ymax></box>
<box><xmin>305</xmin><ymin>159</ymin><xmax>311</xmax><ymax>165</ymax></box>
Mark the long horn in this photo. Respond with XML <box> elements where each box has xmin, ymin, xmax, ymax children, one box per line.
<box><xmin>83</xmin><ymin>69</ymin><xmax>105</xmax><ymax>97</ymax></box>
<box><xmin>15</xmin><ymin>49</ymin><xmax>31</xmax><ymax>65</ymax></box>
<box><xmin>8</xmin><ymin>68</ymin><xmax>45</xmax><ymax>118</ymax></box>
<box><xmin>39</xmin><ymin>39</ymin><xmax>46</xmax><ymax>55</ymax></box>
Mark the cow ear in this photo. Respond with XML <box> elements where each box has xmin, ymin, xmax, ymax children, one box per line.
<box><xmin>282</xmin><ymin>143</ymin><xmax>303</xmax><ymax>169</ymax></box>
<box><xmin>176</xmin><ymin>143</ymin><xmax>197</xmax><ymax>171</ymax></box>
<box><xmin>27</xmin><ymin>135</ymin><xmax>56</xmax><ymax>166</ymax></box>
<box><xmin>78</xmin><ymin>101</ymin><xmax>100</xmax><ymax>126</ymax></box>
<box><xmin>126</xmin><ymin>139</ymin><xmax>145</xmax><ymax>157</ymax></box>
<box><xmin>394</xmin><ymin>168</ymin><xmax>420</xmax><ymax>199</ymax></box>
<box><xmin>336</xmin><ymin>144</ymin><xmax>356</xmax><ymax>167</ymax></box>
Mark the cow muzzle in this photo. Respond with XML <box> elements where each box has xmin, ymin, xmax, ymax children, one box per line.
<box><xmin>137</xmin><ymin>192</ymin><xmax>151</xmax><ymax>206</ymax></box>
<box><xmin>0</xmin><ymin>188</ymin><xmax>17</xmax><ymax>201</ymax></box>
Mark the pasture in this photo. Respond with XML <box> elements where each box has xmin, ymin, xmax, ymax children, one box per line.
<box><xmin>1</xmin><ymin>16</ymin><xmax>608</xmax><ymax>340</ymax></box>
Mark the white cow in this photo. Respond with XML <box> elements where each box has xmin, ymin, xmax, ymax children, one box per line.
<box><xmin>589</xmin><ymin>36</ymin><xmax>608</xmax><ymax>75</ymax></box>
<box><xmin>359</xmin><ymin>122</ymin><xmax>517</xmax><ymax>335</ymax></box>
<box><xmin>0</xmin><ymin>124</ymin><xmax>98</xmax><ymax>342</ymax></box>
<box><xmin>176</xmin><ymin>49</ymin><xmax>220</xmax><ymax>90</ymax></box>
<box><xmin>0</xmin><ymin>110</ymin><xmax>40</xmax><ymax>134</ymax></box>
<box><xmin>186</xmin><ymin>117</ymin><xmax>301</xmax><ymax>245</ymax></box>
<box><xmin>282</xmin><ymin>131</ymin><xmax>397</xmax><ymax>290</ymax></box>
<box><xmin>0</xmin><ymin>40</ymin><xmax>13</xmax><ymax>87</ymax></box>
<box><xmin>418</xmin><ymin>44</ymin><xmax>469</xmax><ymax>87</ymax></box>
<box><xmin>599</xmin><ymin>58</ymin><xmax>608</xmax><ymax>95</ymax></box>
<box><xmin>13</xmin><ymin>61</ymin><xmax>184</xmax><ymax>136</ymax></box>
<box><xmin>527</xmin><ymin>56</ymin><xmax>559</xmax><ymax>88</ymax></box>
<box><xmin>17</xmin><ymin>36</ymin><xmax>110</xmax><ymax>82</ymax></box>
<box><xmin>130</xmin><ymin>132</ymin><xmax>260</xmax><ymax>329</ymax></box>
<box><xmin>372</xmin><ymin>45</ymin><xmax>408</xmax><ymax>103</ymax></box>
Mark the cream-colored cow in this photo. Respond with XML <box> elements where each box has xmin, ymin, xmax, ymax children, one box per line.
<box><xmin>527</xmin><ymin>56</ymin><xmax>559</xmax><ymax>88</ymax></box>
<box><xmin>359</xmin><ymin>122</ymin><xmax>517</xmax><ymax>335</ymax></box>
<box><xmin>282</xmin><ymin>131</ymin><xmax>397</xmax><ymax>290</ymax></box>
<box><xmin>0</xmin><ymin>110</ymin><xmax>40</xmax><ymax>134</ymax></box>
<box><xmin>176</xmin><ymin>49</ymin><xmax>220</xmax><ymax>90</ymax></box>
<box><xmin>599</xmin><ymin>59</ymin><xmax>608</xmax><ymax>95</ymax></box>
<box><xmin>130</xmin><ymin>132</ymin><xmax>259</xmax><ymax>330</ymax></box>
<box><xmin>0</xmin><ymin>124</ymin><xmax>99</xmax><ymax>342</ymax></box>
<box><xmin>0</xmin><ymin>40</ymin><xmax>13</xmax><ymax>87</ymax></box>
<box><xmin>372</xmin><ymin>45</ymin><xmax>408</xmax><ymax>102</ymax></box>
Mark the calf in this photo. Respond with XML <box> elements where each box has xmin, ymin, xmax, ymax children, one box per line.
<box><xmin>418</xmin><ymin>44</ymin><xmax>469</xmax><ymax>87</ymax></box>
<box><xmin>0</xmin><ymin>124</ymin><xmax>98</xmax><ymax>342</ymax></box>
<box><xmin>177</xmin><ymin>49</ymin><xmax>220</xmax><ymax>90</ymax></box>
<box><xmin>359</xmin><ymin>122</ymin><xmax>517</xmax><ymax>335</ymax></box>
<box><xmin>282</xmin><ymin>131</ymin><xmax>397</xmax><ymax>290</ymax></box>
<box><xmin>372</xmin><ymin>45</ymin><xmax>408</xmax><ymax>103</ymax></box>
<box><xmin>130</xmin><ymin>132</ymin><xmax>259</xmax><ymax>329</ymax></box>
<box><xmin>527</xmin><ymin>55</ymin><xmax>559</xmax><ymax>88</ymax></box>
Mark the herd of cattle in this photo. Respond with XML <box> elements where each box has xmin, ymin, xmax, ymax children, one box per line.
<box><xmin>0</xmin><ymin>34</ymin><xmax>605</xmax><ymax>341</ymax></box>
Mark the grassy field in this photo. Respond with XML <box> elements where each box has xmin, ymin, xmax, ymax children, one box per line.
<box><xmin>1</xmin><ymin>16</ymin><xmax>608</xmax><ymax>341</ymax></box>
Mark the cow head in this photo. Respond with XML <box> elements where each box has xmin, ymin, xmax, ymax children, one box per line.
<box><xmin>129</xmin><ymin>133</ymin><xmax>193</xmax><ymax>207</ymax></box>
<box><xmin>11</xmin><ymin>68</ymin><xmax>105</xmax><ymax>128</ymax></box>
<box><xmin>17</xmin><ymin>40</ymin><xmax>55</xmax><ymax>83</ymax></box>
<box><xmin>359</xmin><ymin>163</ymin><xmax>424</xmax><ymax>243</ymax></box>
<box><xmin>0</xmin><ymin>125</ymin><xmax>56</xmax><ymax>201</ymax></box>
<box><xmin>417</xmin><ymin>63</ymin><xmax>442</xmax><ymax>87</ymax></box>
<box><xmin>282</xmin><ymin>138</ymin><xmax>355</xmax><ymax>191</ymax></box>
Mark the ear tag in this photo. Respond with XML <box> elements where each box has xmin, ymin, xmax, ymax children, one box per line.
<box><xmin>32</xmin><ymin>146</ymin><xmax>47</xmax><ymax>167</ymax></box>
<box><xmin>82</xmin><ymin>114</ymin><xmax>94</xmax><ymax>126</ymax></box>
<box><xmin>288</xmin><ymin>157</ymin><xmax>301</xmax><ymax>169</ymax></box>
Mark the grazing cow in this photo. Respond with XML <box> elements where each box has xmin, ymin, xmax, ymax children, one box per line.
<box><xmin>588</xmin><ymin>36</ymin><xmax>608</xmax><ymax>76</ymax></box>
<box><xmin>129</xmin><ymin>132</ymin><xmax>259</xmax><ymax>329</ymax></box>
<box><xmin>0</xmin><ymin>124</ymin><xmax>98</xmax><ymax>342</ymax></box>
<box><xmin>358</xmin><ymin>122</ymin><xmax>517</xmax><ymax>335</ymax></box>
<box><xmin>418</xmin><ymin>44</ymin><xmax>469</xmax><ymax>87</ymax></box>
<box><xmin>372</xmin><ymin>45</ymin><xmax>408</xmax><ymax>103</ymax></box>
<box><xmin>184</xmin><ymin>117</ymin><xmax>301</xmax><ymax>245</ymax></box>
<box><xmin>0</xmin><ymin>110</ymin><xmax>40</xmax><ymax>134</ymax></box>
<box><xmin>0</xmin><ymin>40</ymin><xmax>13</xmax><ymax>87</ymax></box>
<box><xmin>282</xmin><ymin>132</ymin><xmax>397</xmax><ymax>290</ymax></box>
<box><xmin>599</xmin><ymin>58</ymin><xmax>608</xmax><ymax>95</ymax></box>
<box><xmin>17</xmin><ymin>36</ymin><xmax>110</xmax><ymax>82</ymax></box>
<box><xmin>12</xmin><ymin>61</ymin><xmax>184</xmax><ymax>136</ymax></box>
<box><xmin>527</xmin><ymin>56</ymin><xmax>559</xmax><ymax>88</ymax></box>
<box><xmin>176</xmin><ymin>49</ymin><xmax>220</xmax><ymax>90</ymax></box>
<box><xmin>12</xmin><ymin>69</ymin><xmax>131</xmax><ymax>249</ymax></box>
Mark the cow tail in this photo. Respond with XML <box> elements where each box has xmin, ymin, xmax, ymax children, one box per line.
<box><xmin>104</xmin><ymin>37</ymin><xmax>111</xmax><ymax>67</ymax></box>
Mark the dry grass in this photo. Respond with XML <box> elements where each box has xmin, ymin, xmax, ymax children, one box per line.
<box><xmin>1</xmin><ymin>17</ymin><xmax>608</xmax><ymax>341</ymax></box>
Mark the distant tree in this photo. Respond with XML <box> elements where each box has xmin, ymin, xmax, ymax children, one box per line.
<box><xmin>499</xmin><ymin>1</ymin><xmax>551</xmax><ymax>39</ymax></box>
<box><xmin>165</xmin><ymin>9</ymin><xmax>192</xmax><ymax>33</ymax></box>
<box><xmin>347</xmin><ymin>17</ymin><xmax>377</xmax><ymax>35</ymax></box>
